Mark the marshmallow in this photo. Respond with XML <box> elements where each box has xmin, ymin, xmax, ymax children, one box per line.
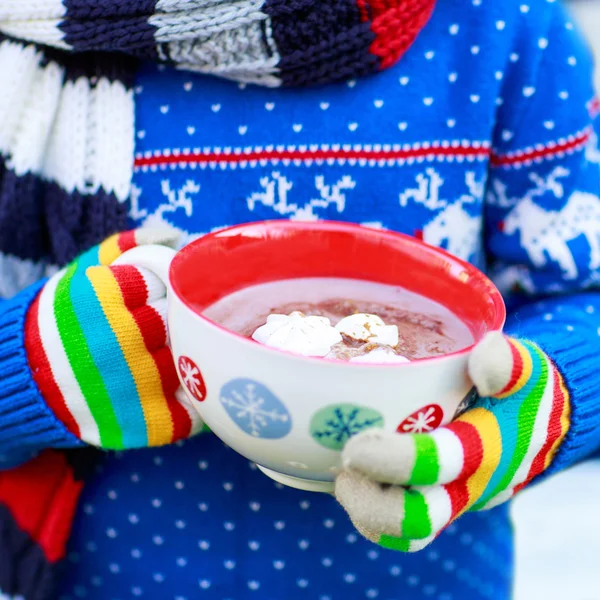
<box><xmin>252</xmin><ymin>312</ymin><xmax>342</xmax><ymax>357</ymax></box>
<box><xmin>335</xmin><ymin>313</ymin><xmax>399</xmax><ymax>347</ymax></box>
<box><xmin>349</xmin><ymin>347</ymin><xmax>410</xmax><ymax>364</ymax></box>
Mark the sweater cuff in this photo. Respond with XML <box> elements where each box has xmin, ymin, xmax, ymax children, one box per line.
<box><xmin>506</xmin><ymin>320</ymin><xmax>600</xmax><ymax>476</ymax></box>
<box><xmin>0</xmin><ymin>281</ymin><xmax>83</xmax><ymax>455</ymax></box>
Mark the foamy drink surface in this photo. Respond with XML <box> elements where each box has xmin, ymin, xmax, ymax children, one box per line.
<box><xmin>202</xmin><ymin>278</ymin><xmax>473</xmax><ymax>361</ymax></box>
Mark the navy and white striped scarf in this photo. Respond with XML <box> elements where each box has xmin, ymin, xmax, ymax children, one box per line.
<box><xmin>1</xmin><ymin>1</ymin><xmax>435</xmax><ymax>87</ymax></box>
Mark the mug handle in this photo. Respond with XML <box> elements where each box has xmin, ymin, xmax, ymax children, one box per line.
<box><xmin>112</xmin><ymin>244</ymin><xmax>177</xmax><ymax>288</ymax></box>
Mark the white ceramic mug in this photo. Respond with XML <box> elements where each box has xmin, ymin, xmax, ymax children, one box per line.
<box><xmin>115</xmin><ymin>221</ymin><xmax>505</xmax><ymax>493</ymax></box>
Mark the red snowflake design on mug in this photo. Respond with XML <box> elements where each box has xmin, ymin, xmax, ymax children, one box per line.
<box><xmin>397</xmin><ymin>404</ymin><xmax>443</xmax><ymax>433</ymax></box>
<box><xmin>177</xmin><ymin>356</ymin><xmax>207</xmax><ymax>402</ymax></box>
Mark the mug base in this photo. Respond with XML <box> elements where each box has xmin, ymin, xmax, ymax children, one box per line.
<box><xmin>257</xmin><ymin>466</ymin><xmax>334</xmax><ymax>494</ymax></box>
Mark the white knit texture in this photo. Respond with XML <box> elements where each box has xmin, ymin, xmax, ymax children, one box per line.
<box><xmin>0</xmin><ymin>40</ymin><xmax>47</xmax><ymax>162</ymax></box>
<box><xmin>85</xmin><ymin>78</ymin><xmax>136</xmax><ymax>202</ymax></box>
<box><xmin>44</xmin><ymin>78</ymin><xmax>90</xmax><ymax>195</ymax></box>
<box><xmin>2</xmin><ymin>55</ymin><xmax>64</xmax><ymax>176</ymax></box>
<box><xmin>36</xmin><ymin>269</ymin><xmax>102</xmax><ymax>446</ymax></box>
<box><xmin>155</xmin><ymin>0</ymin><xmax>240</xmax><ymax>10</ymax></box>
<box><xmin>0</xmin><ymin>15</ymin><xmax>72</xmax><ymax>50</ymax></box>
<box><xmin>151</xmin><ymin>0</ymin><xmax>281</xmax><ymax>86</ymax></box>
<box><xmin>153</xmin><ymin>0</ymin><xmax>268</xmax><ymax>39</ymax></box>
<box><xmin>137</xmin><ymin>267</ymin><xmax>168</xmax><ymax>305</ymax></box>
<box><xmin>431</xmin><ymin>427</ymin><xmax>465</xmax><ymax>484</ymax></box>
<box><xmin>415</xmin><ymin>485</ymin><xmax>452</xmax><ymax>536</ymax></box>
<box><xmin>468</xmin><ymin>331</ymin><xmax>514</xmax><ymax>397</ymax></box>
<box><xmin>0</xmin><ymin>0</ymin><xmax>66</xmax><ymax>20</ymax></box>
<box><xmin>0</xmin><ymin>39</ymin><xmax>135</xmax><ymax>202</ymax></box>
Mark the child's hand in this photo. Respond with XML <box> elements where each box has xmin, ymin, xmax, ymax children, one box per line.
<box><xmin>335</xmin><ymin>333</ymin><xmax>571</xmax><ymax>552</ymax></box>
<box><xmin>25</xmin><ymin>229</ymin><xmax>203</xmax><ymax>450</ymax></box>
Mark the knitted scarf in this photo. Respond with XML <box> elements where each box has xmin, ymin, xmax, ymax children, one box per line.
<box><xmin>0</xmin><ymin>2</ymin><xmax>435</xmax><ymax>598</ymax></box>
<box><xmin>1</xmin><ymin>0</ymin><xmax>436</xmax><ymax>87</ymax></box>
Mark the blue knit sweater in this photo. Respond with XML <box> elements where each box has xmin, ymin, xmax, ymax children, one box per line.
<box><xmin>1</xmin><ymin>0</ymin><xmax>600</xmax><ymax>599</ymax></box>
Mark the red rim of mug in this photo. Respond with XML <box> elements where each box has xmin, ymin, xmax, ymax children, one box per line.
<box><xmin>169</xmin><ymin>220</ymin><xmax>506</xmax><ymax>367</ymax></box>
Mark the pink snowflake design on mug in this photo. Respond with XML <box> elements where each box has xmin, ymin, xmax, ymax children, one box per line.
<box><xmin>178</xmin><ymin>356</ymin><xmax>207</xmax><ymax>402</ymax></box>
<box><xmin>397</xmin><ymin>404</ymin><xmax>443</xmax><ymax>433</ymax></box>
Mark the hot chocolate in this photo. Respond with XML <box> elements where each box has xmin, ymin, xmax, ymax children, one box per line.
<box><xmin>202</xmin><ymin>278</ymin><xmax>473</xmax><ymax>362</ymax></box>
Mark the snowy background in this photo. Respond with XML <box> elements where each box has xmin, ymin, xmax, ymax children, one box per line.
<box><xmin>512</xmin><ymin>6</ymin><xmax>600</xmax><ymax>599</ymax></box>
<box><xmin>570</xmin><ymin>0</ymin><xmax>600</xmax><ymax>90</ymax></box>
<box><xmin>513</xmin><ymin>461</ymin><xmax>600</xmax><ymax>599</ymax></box>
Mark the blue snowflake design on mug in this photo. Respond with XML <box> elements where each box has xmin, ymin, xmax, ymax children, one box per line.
<box><xmin>310</xmin><ymin>404</ymin><xmax>384</xmax><ymax>451</ymax></box>
<box><xmin>220</xmin><ymin>378</ymin><xmax>292</xmax><ymax>439</ymax></box>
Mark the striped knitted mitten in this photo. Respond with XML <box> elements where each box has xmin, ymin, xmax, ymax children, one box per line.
<box><xmin>25</xmin><ymin>229</ymin><xmax>203</xmax><ymax>450</ymax></box>
<box><xmin>336</xmin><ymin>332</ymin><xmax>571</xmax><ymax>552</ymax></box>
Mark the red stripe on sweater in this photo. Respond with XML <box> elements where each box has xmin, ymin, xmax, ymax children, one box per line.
<box><xmin>134</xmin><ymin>144</ymin><xmax>490</xmax><ymax>169</ymax></box>
<box><xmin>514</xmin><ymin>367</ymin><xmax>566</xmax><ymax>494</ymax></box>
<box><xmin>489</xmin><ymin>128</ymin><xmax>591</xmax><ymax>167</ymax></box>
<box><xmin>38</xmin><ymin>473</ymin><xmax>84</xmax><ymax>564</ymax></box>
<box><xmin>111</xmin><ymin>267</ymin><xmax>192</xmax><ymax>441</ymax></box>
<box><xmin>0</xmin><ymin>451</ymin><xmax>82</xmax><ymax>562</ymax></box>
<box><xmin>24</xmin><ymin>294</ymin><xmax>81</xmax><ymax>438</ymax></box>
<box><xmin>442</xmin><ymin>421</ymin><xmax>484</xmax><ymax>515</ymax></box>
<box><xmin>497</xmin><ymin>340</ymin><xmax>524</xmax><ymax>397</ymax></box>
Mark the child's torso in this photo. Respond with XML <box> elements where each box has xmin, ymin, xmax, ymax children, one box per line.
<box><xmin>128</xmin><ymin>0</ymin><xmax>513</xmax><ymax>267</ymax></box>
<box><xmin>59</xmin><ymin>4</ymin><xmax>524</xmax><ymax>598</ymax></box>
<box><xmin>60</xmin><ymin>434</ymin><xmax>513</xmax><ymax>600</ymax></box>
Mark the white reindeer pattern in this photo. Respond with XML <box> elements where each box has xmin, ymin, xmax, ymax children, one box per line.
<box><xmin>399</xmin><ymin>169</ymin><xmax>483</xmax><ymax>261</ymax></box>
<box><xmin>127</xmin><ymin>164</ymin><xmax>600</xmax><ymax>283</ymax></box>
<box><xmin>499</xmin><ymin>167</ymin><xmax>600</xmax><ymax>280</ymax></box>
<box><xmin>247</xmin><ymin>172</ymin><xmax>356</xmax><ymax>221</ymax></box>
<box><xmin>399</xmin><ymin>168</ymin><xmax>447</xmax><ymax>210</ymax></box>
<box><xmin>129</xmin><ymin>180</ymin><xmax>201</xmax><ymax>241</ymax></box>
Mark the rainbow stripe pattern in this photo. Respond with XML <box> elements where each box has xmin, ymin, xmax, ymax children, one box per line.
<box><xmin>24</xmin><ymin>231</ymin><xmax>198</xmax><ymax>449</ymax></box>
<box><xmin>337</xmin><ymin>335</ymin><xmax>571</xmax><ymax>553</ymax></box>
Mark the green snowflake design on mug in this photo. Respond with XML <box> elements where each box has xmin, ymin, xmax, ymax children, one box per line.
<box><xmin>310</xmin><ymin>404</ymin><xmax>384</xmax><ymax>451</ymax></box>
